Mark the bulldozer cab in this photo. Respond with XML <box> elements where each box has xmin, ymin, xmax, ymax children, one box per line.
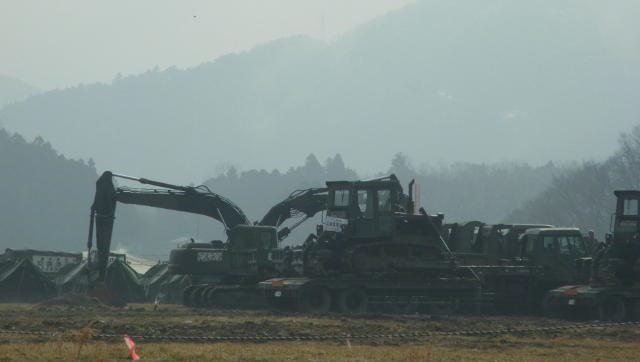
<box><xmin>324</xmin><ymin>175</ymin><xmax>404</xmax><ymax>239</ymax></box>
<box><xmin>613</xmin><ymin>190</ymin><xmax>640</xmax><ymax>243</ymax></box>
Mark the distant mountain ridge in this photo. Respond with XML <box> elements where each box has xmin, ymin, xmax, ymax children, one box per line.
<box><xmin>0</xmin><ymin>0</ymin><xmax>638</xmax><ymax>183</ymax></box>
<box><xmin>0</xmin><ymin>75</ymin><xmax>39</xmax><ymax>109</ymax></box>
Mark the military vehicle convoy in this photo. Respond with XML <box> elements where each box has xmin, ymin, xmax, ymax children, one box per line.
<box><xmin>87</xmin><ymin>170</ymin><xmax>604</xmax><ymax>317</ymax></box>
<box><xmin>545</xmin><ymin>190</ymin><xmax>640</xmax><ymax>321</ymax></box>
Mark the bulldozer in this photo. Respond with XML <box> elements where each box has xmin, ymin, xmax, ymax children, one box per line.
<box><xmin>261</xmin><ymin>175</ymin><xmax>482</xmax><ymax>314</ymax></box>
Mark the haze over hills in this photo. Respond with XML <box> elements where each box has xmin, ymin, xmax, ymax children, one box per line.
<box><xmin>0</xmin><ymin>127</ymin><xmax>564</xmax><ymax>256</ymax></box>
<box><xmin>1</xmin><ymin>0</ymin><xmax>639</xmax><ymax>184</ymax></box>
<box><xmin>0</xmin><ymin>75</ymin><xmax>39</xmax><ymax>109</ymax></box>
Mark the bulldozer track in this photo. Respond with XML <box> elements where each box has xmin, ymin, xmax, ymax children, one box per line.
<box><xmin>1</xmin><ymin>321</ymin><xmax>639</xmax><ymax>343</ymax></box>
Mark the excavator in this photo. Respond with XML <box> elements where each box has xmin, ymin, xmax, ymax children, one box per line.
<box><xmin>87</xmin><ymin>171</ymin><xmax>327</xmax><ymax>307</ymax></box>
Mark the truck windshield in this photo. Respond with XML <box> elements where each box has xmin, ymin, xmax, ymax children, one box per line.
<box><xmin>538</xmin><ymin>235</ymin><xmax>587</xmax><ymax>256</ymax></box>
<box><xmin>557</xmin><ymin>235</ymin><xmax>587</xmax><ymax>256</ymax></box>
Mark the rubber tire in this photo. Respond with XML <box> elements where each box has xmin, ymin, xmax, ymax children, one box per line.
<box><xmin>541</xmin><ymin>293</ymin><xmax>558</xmax><ymax>319</ymax></box>
<box><xmin>203</xmin><ymin>287</ymin><xmax>218</xmax><ymax>308</ymax></box>
<box><xmin>598</xmin><ymin>295</ymin><xmax>627</xmax><ymax>322</ymax></box>
<box><xmin>191</xmin><ymin>287</ymin><xmax>207</xmax><ymax>308</ymax></box>
<box><xmin>631</xmin><ymin>300</ymin><xmax>640</xmax><ymax>322</ymax></box>
<box><xmin>182</xmin><ymin>286</ymin><xmax>198</xmax><ymax>307</ymax></box>
<box><xmin>299</xmin><ymin>286</ymin><xmax>332</xmax><ymax>313</ymax></box>
<box><xmin>337</xmin><ymin>288</ymin><xmax>368</xmax><ymax>314</ymax></box>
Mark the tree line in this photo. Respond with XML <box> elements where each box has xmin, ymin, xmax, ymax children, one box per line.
<box><xmin>507</xmin><ymin>125</ymin><xmax>640</xmax><ymax>238</ymax></box>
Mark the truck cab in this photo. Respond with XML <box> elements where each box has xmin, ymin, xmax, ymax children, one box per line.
<box><xmin>519</xmin><ymin>228</ymin><xmax>589</xmax><ymax>284</ymax></box>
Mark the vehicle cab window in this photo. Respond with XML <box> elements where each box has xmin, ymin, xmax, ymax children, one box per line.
<box><xmin>333</xmin><ymin>189</ymin><xmax>350</xmax><ymax>207</ymax></box>
<box><xmin>357</xmin><ymin>189</ymin><xmax>375</xmax><ymax>219</ymax></box>
<box><xmin>542</xmin><ymin>236</ymin><xmax>555</xmax><ymax>251</ymax></box>
<box><xmin>623</xmin><ymin>199</ymin><xmax>639</xmax><ymax>216</ymax></box>
<box><xmin>260</xmin><ymin>231</ymin><xmax>274</xmax><ymax>249</ymax></box>
<box><xmin>557</xmin><ymin>235</ymin><xmax>587</xmax><ymax>256</ymax></box>
<box><xmin>377</xmin><ymin>189</ymin><xmax>391</xmax><ymax>212</ymax></box>
<box><xmin>523</xmin><ymin>235</ymin><xmax>535</xmax><ymax>255</ymax></box>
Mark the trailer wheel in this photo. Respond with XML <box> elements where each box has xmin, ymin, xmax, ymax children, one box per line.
<box><xmin>299</xmin><ymin>286</ymin><xmax>332</xmax><ymax>313</ymax></box>
<box><xmin>337</xmin><ymin>288</ymin><xmax>368</xmax><ymax>314</ymax></box>
<box><xmin>203</xmin><ymin>287</ymin><xmax>218</xmax><ymax>308</ymax></box>
<box><xmin>631</xmin><ymin>300</ymin><xmax>640</xmax><ymax>322</ymax></box>
<box><xmin>191</xmin><ymin>287</ymin><xmax>208</xmax><ymax>307</ymax></box>
<box><xmin>542</xmin><ymin>293</ymin><xmax>559</xmax><ymax>318</ymax></box>
<box><xmin>598</xmin><ymin>295</ymin><xmax>627</xmax><ymax>322</ymax></box>
<box><xmin>182</xmin><ymin>286</ymin><xmax>198</xmax><ymax>307</ymax></box>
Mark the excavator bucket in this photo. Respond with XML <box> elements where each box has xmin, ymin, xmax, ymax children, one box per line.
<box><xmin>89</xmin><ymin>281</ymin><xmax>126</xmax><ymax>308</ymax></box>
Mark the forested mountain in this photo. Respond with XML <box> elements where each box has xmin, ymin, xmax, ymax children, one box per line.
<box><xmin>507</xmin><ymin>125</ymin><xmax>640</xmax><ymax>238</ymax></box>
<box><xmin>0</xmin><ymin>129</ymin><xmax>96</xmax><ymax>250</ymax></box>
<box><xmin>0</xmin><ymin>75</ymin><xmax>39</xmax><ymax>108</ymax></box>
<box><xmin>0</xmin><ymin>128</ymin><xmax>563</xmax><ymax>256</ymax></box>
<box><xmin>1</xmin><ymin>0</ymin><xmax>637</xmax><ymax>183</ymax></box>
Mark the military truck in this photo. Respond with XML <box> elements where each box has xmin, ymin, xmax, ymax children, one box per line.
<box><xmin>260</xmin><ymin>175</ymin><xmax>482</xmax><ymax>314</ymax></box>
<box><xmin>446</xmin><ymin>222</ymin><xmax>554</xmax><ymax>265</ymax></box>
<box><xmin>469</xmin><ymin>227</ymin><xmax>589</xmax><ymax>313</ymax></box>
<box><xmin>544</xmin><ymin>190</ymin><xmax>640</xmax><ymax>321</ymax></box>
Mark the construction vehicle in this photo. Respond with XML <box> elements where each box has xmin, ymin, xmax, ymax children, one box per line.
<box><xmin>260</xmin><ymin>175</ymin><xmax>482</xmax><ymax>314</ymax></box>
<box><xmin>179</xmin><ymin>186</ymin><xmax>328</xmax><ymax>307</ymax></box>
<box><xmin>544</xmin><ymin>190</ymin><xmax>640</xmax><ymax>321</ymax></box>
<box><xmin>86</xmin><ymin>171</ymin><xmax>327</xmax><ymax>307</ymax></box>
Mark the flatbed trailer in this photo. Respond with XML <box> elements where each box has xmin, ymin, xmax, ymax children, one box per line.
<box><xmin>259</xmin><ymin>275</ymin><xmax>485</xmax><ymax>314</ymax></box>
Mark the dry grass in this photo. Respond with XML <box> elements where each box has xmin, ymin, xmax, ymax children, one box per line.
<box><xmin>1</xmin><ymin>302</ymin><xmax>639</xmax><ymax>361</ymax></box>
<box><xmin>0</xmin><ymin>336</ymin><xmax>638</xmax><ymax>361</ymax></box>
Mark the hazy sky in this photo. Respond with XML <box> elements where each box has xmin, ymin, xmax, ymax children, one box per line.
<box><xmin>1</xmin><ymin>0</ymin><xmax>413</xmax><ymax>90</ymax></box>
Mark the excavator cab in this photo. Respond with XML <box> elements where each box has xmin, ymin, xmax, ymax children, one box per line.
<box><xmin>226</xmin><ymin>225</ymin><xmax>285</xmax><ymax>275</ymax></box>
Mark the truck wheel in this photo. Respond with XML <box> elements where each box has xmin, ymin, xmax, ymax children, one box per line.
<box><xmin>299</xmin><ymin>286</ymin><xmax>332</xmax><ymax>313</ymax></box>
<box><xmin>337</xmin><ymin>288</ymin><xmax>368</xmax><ymax>314</ymax></box>
<box><xmin>598</xmin><ymin>296</ymin><xmax>627</xmax><ymax>322</ymax></box>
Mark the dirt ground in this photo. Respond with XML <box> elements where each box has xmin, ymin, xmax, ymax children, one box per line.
<box><xmin>0</xmin><ymin>301</ymin><xmax>639</xmax><ymax>361</ymax></box>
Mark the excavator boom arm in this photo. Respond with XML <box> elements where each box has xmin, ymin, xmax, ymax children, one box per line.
<box><xmin>88</xmin><ymin>171</ymin><xmax>250</xmax><ymax>282</ymax></box>
<box><xmin>260</xmin><ymin>187</ymin><xmax>328</xmax><ymax>241</ymax></box>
